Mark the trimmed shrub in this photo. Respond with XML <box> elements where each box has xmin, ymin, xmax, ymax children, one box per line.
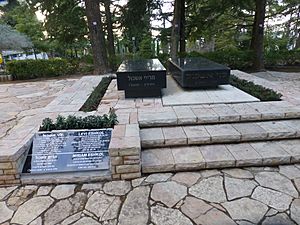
<box><xmin>39</xmin><ymin>109</ymin><xmax>118</xmax><ymax>131</ymax></box>
<box><xmin>80</xmin><ymin>76</ymin><xmax>113</xmax><ymax>112</ymax></box>
<box><xmin>6</xmin><ymin>58</ymin><xmax>78</xmax><ymax>80</ymax></box>
<box><xmin>230</xmin><ymin>75</ymin><xmax>282</xmax><ymax>101</ymax></box>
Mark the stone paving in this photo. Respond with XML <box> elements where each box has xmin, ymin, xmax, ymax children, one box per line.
<box><xmin>0</xmin><ymin>76</ymin><xmax>103</xmax><ymax>185</ymax></box>
<box><xmin>1</xmin><ymin>165</ymin><xmax>300</xmax><ymax>225</ymax></box>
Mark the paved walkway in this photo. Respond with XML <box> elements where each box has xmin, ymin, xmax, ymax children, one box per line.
<box><xmin>1</xmin><ymin>165</ymin><xmax>300</xmax><ymax>225</ymax></box>
<box><xmin>0</xmin><ymin>78</ymin><xmax>77</xmax><ymax>140</ymax></box>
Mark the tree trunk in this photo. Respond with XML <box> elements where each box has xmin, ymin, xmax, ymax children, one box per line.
<box><xmin>171</xmin><ymin>0</ymin><xmax>180</xmax><ymax>60</ymax></box>
<box><xmin>250</xmin><ymin>0</ymin><xmax>266</xmax><ymax>72</ymax></box>
<box><xmin>104</xmin><ymin>0</ymin><xmax>116</xmax><ymax>70</ymax></box>
<box><xmin>84</xmin><ymin>0</ymin><xmax>109</xmax><ymax>74</ymax></box>
<box><xmin>179</xmin><ymin>0</ymin><xmax>186</xmax><ymax>54</ymax></box>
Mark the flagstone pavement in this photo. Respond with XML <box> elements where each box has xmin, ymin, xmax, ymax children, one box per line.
<box><xmin>1</xmin><ymin>165</ymin><xmax>300</xmax><ymax>225</ymax></box>
<box><xmin>1</xmin><ymin>71</ymin><xmax>300</xmax><ymax>224</ymax></box>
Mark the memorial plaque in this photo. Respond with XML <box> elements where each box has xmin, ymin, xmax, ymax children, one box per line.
<box><xmin>23</xmin><ymin>129</ymin><xmax>112</xmax><ymax>174</ymax></box>
<box><xmin>116</xmin><ymin>59</ymin><xmax>166</xmax><ymax>98</ymax></box>
<box><xmin>168</xmin><ymin>57</ymin><xmax>230</xmax><ymax>88</ymax></box>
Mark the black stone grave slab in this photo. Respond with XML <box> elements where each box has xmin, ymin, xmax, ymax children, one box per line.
<box><xmin>23</xmin><ymin>129</ymin><xmax>112</xmax><ymax>174</ymax></box>
<box><xmin>116</xmin><ymin>59</ymin><xmax>166</xmax><ymax>98</ymax></box>
<box><xmin>168</xmin><ymin>57</ymin><xmax>230</xmax><ymax>88</ymax></box>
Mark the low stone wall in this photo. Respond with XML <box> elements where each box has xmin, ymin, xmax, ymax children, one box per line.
<box><xmin>0</xmin><ymin>138</ymin><xmax>32</xmax><ymax>186</ymax></box>
<box><xmin>109</xmin><ymin>124</ymin><xmax>142</xmax><ymax>180</ymax></box>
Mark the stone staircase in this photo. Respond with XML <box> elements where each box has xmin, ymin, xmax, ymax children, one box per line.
<box><xmin>139</xmin><ymin>103</ymin><xmax>300</xmax><ymax>174</ymax></box>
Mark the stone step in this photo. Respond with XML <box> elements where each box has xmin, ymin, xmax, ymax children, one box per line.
<box><xmin>138</xmin><ymin>102</ymin><xmax>300</xmax><ymax>128</ymax></box>
<box><xmin>140</xmin><ymin>119</ymin><xmax>300</xmax><ymax>148</ymax></box>
<box><xmin>141</xmin><ymin>139</ymin><xmax>300</xmax><ymax>173</ymax></box>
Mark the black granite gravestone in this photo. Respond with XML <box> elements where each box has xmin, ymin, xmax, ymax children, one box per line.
<box><xmin>23</xmin><ymin>129</ymin><xmax>112</xmax><ymax>174</ymax></box>
<box><xmin>116</xmin><ymin>59</ymin><xmax>166</xmax><ymax>98</ymax></box>
<box><xmin>168</xmin><ymin>57</ymin><xmax>230</xmax><ymax>88</ymax></box>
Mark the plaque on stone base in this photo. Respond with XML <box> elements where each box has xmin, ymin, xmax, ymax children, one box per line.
<box><xmin>23</xmin><ymin>129</ymin><xmax>112</xmax><ymax>174</ymax></box>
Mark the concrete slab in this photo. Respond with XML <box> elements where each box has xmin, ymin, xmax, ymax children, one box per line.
<box><xmin>162</xmin><ymin>76</ymin><xmax>260</xmax><ymax>106</ymax></box>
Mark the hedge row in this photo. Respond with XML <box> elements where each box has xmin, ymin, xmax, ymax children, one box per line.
<box><xmin>184</xmin><ymin>49</ymin><xmax>300</xmax><ymax>70</ymax></box>
<box><xmin>230</xmin><ymin>75</ymin><xmax>282</xmax><ymax>101</ymax></box>
<box><xmin>39</xmin><ymin>110</ymin><xmax>118</xmax><ymax>131</ymax></box>
<box><xmin>80</xmin><ymin>76</ymin><xmax>113</xmax><ymax>112</ymax></box>
<box><xmin>6</xmin><ymin>58</ymin><xmax>78</xmax><ymax>80</ymax></box>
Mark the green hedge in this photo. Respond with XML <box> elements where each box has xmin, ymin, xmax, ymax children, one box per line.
<box><xmin>230</xmin><ymin>75</ymin><xmax>282</xmax><ymax>101</ymax></box>
<box><xmin>80</xmin><ymin>76</ymin><xmax>113</xmax><ymax>112</ymax></box>
<box><xmin>39</xmin><ymin>110</ymin><xmax>118</xmax><ymax>131</ymax></box>
<box><xmin>184</xmin><ymin>49</ymin><xmax>300</xmax><ymax>70</ymax></box>
<box><xmin>6</xmin><ymin>58</ymin><xmax>78</xmax><ymax>80</ymax></box>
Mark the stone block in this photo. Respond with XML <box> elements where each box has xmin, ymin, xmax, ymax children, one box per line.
<box><xmin>199</xmin><ymin>144</ymin><xmax>235</xmax><ymax>168</ymax></box>
<box><xmin>249</xmin><ymin>102</ymin><xmax>285</xmax><ymax>120</ymax></box>
<box><xmin>112</xmin><ymin>125</ymin><xmax>126</xmax><ymax>138</ymax></box>
<box><xmin>3</xmin><ymin>169</ymin><xmax>17</xmax><ymax>175</ymax></box>
<box><xmin>232</xmin><ymin>123</ymin><xmax>267</xmax><ymax>141</ymax></box>
<box><xmin>205</xmin><ymin>124</ymin><xmax>241</xmax><ymax>143</ymax></box>
<box><xmin>0</xmin><ymin>175</ymin><xmax>15</xmax><ymax>180</ymax></box>
<box><xmin>112</xmin><ymin>174</ymin><xmax>121</xmax><ymax>180</ymax></box>
<box><xmin>183</xmin><ymin>126</ymin><xmax>211</xmax><ymax>145</ymax></box>
<box><xmin>0</xmin><ymin>162</ymin><xmax>12</xmax><ymax>169</ymax></box>
<box><xmin>226</xmin><ymin>143</ymin><xmax>263</xmax><ymax>166</ymax></box>
<box><xmin>142</xmin><ymin>148</ymin><xmax>175</xmax><ymax>173</ymax></box>
<box><xmin>138</xmin><ymin>109</ymin><xmax>178</xmax><ymax>127</ymax></box>
<box><xmin>173</xmin><ymin>106</ymin><xmax>197</xmax><ymax>124</ymax></box>
<box><xmin>121</xmin><ymin>172</ymin><xmax>141</xmax><ymax>180</ymax></box>
<box><xmin>251</xmin><ymin>142</ymin><xmax>291</xmax><ymax>165</ymax></box>
<box><xmin>110</xmin><ymin>157</ymin><xmax>123</xmax><ymax>166</ymax></box>
<box><xmin>191</xmin><ymin>107</ymin><xmax>220</xmax><ymax>124</ymax></box>
<box><xmin>228</xmin><ymin>103</ymin><xmax>261</xmax><ymax>121</ymax></box>
<box><xmin>257</xmin><ymin>121</ymin><xmax>297</xmax><ymax>139</ymax></box>
<box><xmin>162</xmin><ymin>127</ymin><xmax>187</xmax><ymax>146</ymax></box>
<box><xmin>109</xmin><ymin>137</ymin><xmax>141</xmax><ymax>156</ymax></box>
<box><xmin>124</xmin><ymin>159</ymin><xmax>140</xmax><ymax>165</ymax></box>
<box><xmin>111</xmin><ymin>165</ymin><xmax>116</xmax><ymax>174</ymax></box>
<box><xmin>140</xmin><ymin>128</ymin><xmax>164</xmax><ymax>148</ymax></box>
<box><xmin>125</xmin><ymin>124</ymin><xmax>139</xmax><ymax>137</ymax></box>
<box><xmin>116</xmin><ymin>165</ymin><xmax>140</xmax><ymax>174</ymax></box>
<box><xmin>171</xmin><ymin>147</ymin><xmax>205</xmax><ymax>170</ymax></box>
<box><xmin>124</xmin><ymin>155</ymin><xmax>140</xmax><ymax>160</ymax></box>
<box><xmin>277</xmin><ymin>140</ymin><xmax>300</xmax><ymax>163</ymax></box>
<box><xmin>281</xmin><ymin>120</ymin><xmax>300</xmax><ymax>137</ymax></box>
<box><xmin>211</xmin><ymin>105</ymin><xmax>241</xmax><ymax>122</ymax></box>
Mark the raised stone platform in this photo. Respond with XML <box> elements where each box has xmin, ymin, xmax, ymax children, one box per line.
<box><xmin>162</xmin><ymin>76</ymin><xmax>259</xmax><ymax>106</ymax></box>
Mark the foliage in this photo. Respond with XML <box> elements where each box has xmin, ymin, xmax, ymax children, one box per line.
<box><xmin>230</xmin><ymin>75</ymin><xmax>282</xmax><ymax>101</ymax></box>
<box><xmin>6</xmin><ymin>58</ymin><xmax>78</xmax><ymax>80</ymax></box>
<box><xmin>265</xmin><ymin>50</ymin><xmax>300</xmax><ymax>66</ymax></box>
<box><xmin>0</xmin><ymin>24</ymin><xmax>33</xmax><ymax>50</ymax></box>
<box><xmin>80</xmin><ymin>76</ymin><xmax>113</xmax><ymax>112</ymax></box>
<box><xmin>185</xmin><ymin>49</ymin><xmax>300</xmax><ymax>70</ymax></box>
<box><xmin>2</xmin><ymin>3</ymin><xmax>45</xmax><ymax>52</ymax></box>
<box><xmin>27</xmin><ymin>0</ymin><xmax>88</xmax><ymax>57</ymax></box>
<box><xmin>186</xmin><ymin>49</ymin><xmax>253</xmax><ymax>70</ymax></box>
<box><xmin>138</xmin><ymin>36</ymin><xmax>155</xmax><ymax>59</ymax></box>
<box><xmin>39</xmin><ymin>110</ymin><xmax>118</xmax><ymax>131</ymax></box>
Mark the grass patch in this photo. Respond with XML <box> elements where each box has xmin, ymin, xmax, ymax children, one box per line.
<box><xmin>230</xmin><ymin>75</ymin><xmax>282</xmax><ymax>101</ymax></box>
<box><xmin>80</xmin><ymin>76</ymin><xmax>113</xmax><ymax>112</ymax></box>
<box><xmin>39</xmin><ymin>110</ymin><xmax>118</xmax><ymax>131</ymax></box>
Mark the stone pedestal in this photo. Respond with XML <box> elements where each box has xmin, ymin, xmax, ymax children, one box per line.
<box><xmin>109</xmin><ymin>124</ymin><xmax>142</xmax><ymax>180</ymax></box>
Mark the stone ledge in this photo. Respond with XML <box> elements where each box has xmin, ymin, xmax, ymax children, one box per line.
<box><xmin>138</xmin><ymin>102</ymin><xmax>300</xmax><ymax>128</ymax></box>
<box><xmin>140</xmin><ymin>120</ymin><xmax>300</xmax><ymax>148</ymax></box>
<box><xmin>141</xmin><ymin>140</ymin><xmax>300</xmax><ymax>173</ymax></box>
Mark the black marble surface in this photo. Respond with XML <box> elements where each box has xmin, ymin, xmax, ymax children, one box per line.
<box><xmin>117</xmin><ymin>59</ymin><xmax>166</xmax><ymax>73</ymax></box>
<box><xmin>23</xmin><ymin>129</ymin><xmax>112</xmax><ymax>174</ymax></box>
<box><xmin>171</xmin><ymin>57</ymin><xmax>230</xmax><ymax>71</ymax></box>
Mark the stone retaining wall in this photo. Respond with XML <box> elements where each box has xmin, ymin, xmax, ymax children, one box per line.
<box><xmin>0</xmin><ymin>138</ymin><xmax>32</xmax><ymax>186</ymax></box>
<box><xmin>109</xmin><ymin>124</ymin><xmax>142</xmax><ymax>180</ymax></box>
